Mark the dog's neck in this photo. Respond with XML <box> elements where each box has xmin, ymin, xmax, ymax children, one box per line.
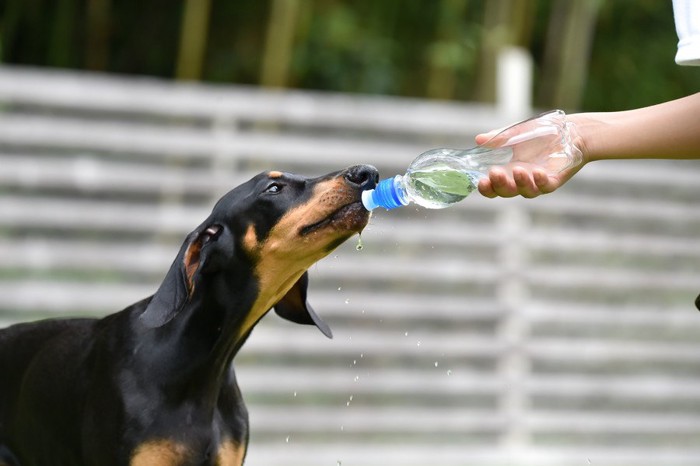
<box><xmin>133</xmin><ymin>269</ymin><xmax>259</xmax><ymax>409</ymax></box>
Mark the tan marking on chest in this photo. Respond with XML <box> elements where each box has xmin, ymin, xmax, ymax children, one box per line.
<box><xmin>216</xmin><ymin>440</ymin><xmax>246</xmax><ymax>466</ymax></box>
<box><xmin>130</xmin><ymin>440</ymin><xmax>191</xmax><ymax>466</ymax></box>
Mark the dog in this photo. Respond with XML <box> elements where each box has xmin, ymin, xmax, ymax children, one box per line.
<box><xmin>0</xmin><ymin>165</ymin><xmax>378</xmax><ymax>466</ymax></box>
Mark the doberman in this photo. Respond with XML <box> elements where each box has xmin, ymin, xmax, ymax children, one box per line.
<box><xmin>0</xmin><ymin>165</ymin><xmax>378</xmax><ymax>466</ymax></box>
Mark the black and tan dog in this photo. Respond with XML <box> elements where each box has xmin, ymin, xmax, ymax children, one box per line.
<box><xmin>0</xmin><ymin>165</ymin><xmax>378</xmax><ymax>466</ymax></box>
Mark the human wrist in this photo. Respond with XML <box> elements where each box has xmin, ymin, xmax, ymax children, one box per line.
<box><xmin>566</xmin><ymin>112</ymin><xmax>628</xmax><ymax>164</ymax></box>
<box><xmin>567</xmin><ymin>113</ymin><xmax>600</xmax><ymax>165</ymax></box>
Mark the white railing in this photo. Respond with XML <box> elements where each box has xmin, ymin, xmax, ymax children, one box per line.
<box><xmin>1</xmin><ymin>66</ymin><xmax>700</xmax><ymax>466</ymax></box>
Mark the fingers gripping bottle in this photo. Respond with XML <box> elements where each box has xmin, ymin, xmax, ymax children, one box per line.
<box><xmin>361</xmin><ymin>110</ymin><xmax>582</xmax><ymax>211</ymax></box>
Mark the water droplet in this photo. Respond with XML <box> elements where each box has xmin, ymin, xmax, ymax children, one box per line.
<box><xmin>360</xmin><ymin>353</ymin><xmax>364</xmax><ymax>358</ymax></box>
<box><xmin>416</xmin><ymin>340</ymin><xmax>421</xmax><ymax>347</ymax></box>
<box><xmin>355</xmin><ymin>236</ymin><xmax>363</xmax><ymax>251</ymax></box>
<box><xmin>293</xmin><ymin>391</ymin><xmax>297</xmax><ymax>397</ymax></box>
<box><xmin>434</xmin><ymin>361</ymin><xmax>439</xmax><ymax>367</ymax></box>
<box><xmin>340</xmin><ymin>425</ymin><xmax>344</xmax><ymax>431</ymax></box>
<box><xmin>285</xmin><ymin>436</ymin><xmax>290</xmax><ymax>443</ymax></box>
<box><xmin>352</xmin><ymin>360</ymin><xmax>357</xmax><ymax>365</ymax></box>
<box><xmin>446</xmin><ymin>370</ymin><xmax>452</xmax><ymax>376</ymax></box>
<box><xmin>404</xmin><ymin>331</ymin><xmax>409</xmax><ymax>337</ymax></box>
<box><xmin>344</xmin><ymin>298</ymin><xmax>350</xmax><ymax>304</ymax></box>
<box><xmin>354</xmin><ymin>375</ymin><xmax>359</xmax><ymax>382</ymax></box>
<box><xmin>337</xmin><ymin>461</ymin><xmax>342</xmax><ymax>466</ymax></box>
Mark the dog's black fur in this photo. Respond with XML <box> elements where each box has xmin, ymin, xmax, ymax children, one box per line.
<box><xmin>0</xmin><ymin>165</ymin><xmax>378</xmax><ymax>466</ymax></box>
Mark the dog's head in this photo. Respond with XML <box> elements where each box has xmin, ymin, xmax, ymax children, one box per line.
<box><xmin>140</xmin><ymin>165</ymin><xmax>378</xmax><ymax>339</ymax></box>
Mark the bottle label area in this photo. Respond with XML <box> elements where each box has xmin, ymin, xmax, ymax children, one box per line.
<box><xmin>405</xmin><ymin>165</ymin><xmax>480</xmax><ymax>209</ymax></box>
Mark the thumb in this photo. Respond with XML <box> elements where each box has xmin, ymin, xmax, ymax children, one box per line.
<box><xmin>475</xmin><ymin>130</ymin><xmax>498</xmax><ymax>145</ymax></box>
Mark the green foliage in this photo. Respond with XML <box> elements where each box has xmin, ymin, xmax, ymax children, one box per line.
<box><xmin>205</xmin><ymin>0</ymin><xmax>269</xmax><ymax>84</ymax></box>
<box><xmin>292</xmin><ymin>2</ymin><xmax>402</xmax><ymax>94</ymax></box>
<box><xmin>583</xmin><ymin>0</ymin><xmax>700</xmax><ymax>111</ymax></box>
<box><xmin>0</xmin><ymin>0</ymin><xmax>698</xmax><ymax>110</ymax></box>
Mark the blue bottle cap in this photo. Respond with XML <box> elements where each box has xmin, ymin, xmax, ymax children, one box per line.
<box><xmin>361</xmin><ymin>176</ymin><xmax>406</xmax><ymax>211</ymax></box>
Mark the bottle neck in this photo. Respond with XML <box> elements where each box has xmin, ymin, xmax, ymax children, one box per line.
<box><xmin>361</xmin><ymin>175</ymin><xmax>409</xmax><ymax>211</ymax></box>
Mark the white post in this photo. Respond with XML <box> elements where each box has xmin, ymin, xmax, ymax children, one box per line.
<box><xmin>497</xmin><ymin>204</ymin><xmax>532</xmax><ymax>455</ymax></box>
<box><xmin>497</xmin><ymin>47</ymin><xmax>534</xmax><ymax>120</ymax></box>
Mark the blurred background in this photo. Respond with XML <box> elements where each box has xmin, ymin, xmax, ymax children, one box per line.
<box><xmin>3</xmin><ymin>0</ymin><xmax>700</xmax><ymax>109</ymax></box>
<box><xmin>1</xmin><ymin>1</ymin><xmax>700</xmax><ymax>465</ymax></box>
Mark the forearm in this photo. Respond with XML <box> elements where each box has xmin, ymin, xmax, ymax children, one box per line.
<box><xmin>572</xmin><ymin>92</ymin><xmax>700</xmax><ymax>162</ymax></box>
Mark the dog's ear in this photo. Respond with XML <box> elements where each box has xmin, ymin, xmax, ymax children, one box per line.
<box><xmin>182</xmin><ymin>225</ymin><xmax>222</xmax><ymax>296</ymax></box>
<box><xmin>273</xmin><ymin>272</ymin><xmax>333</xmax><ymax>339</ymax></box>
<box><xmin>140</xmin><ymin>227</ymin><xmax>221</xmax><ymax>328</ymax></box>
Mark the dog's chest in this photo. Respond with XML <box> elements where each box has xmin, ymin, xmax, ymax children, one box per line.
<box><xmin>130</xmin><ymin>437</ymin><xmax>245</xmax><ymax>466</ymax></box>
<box><xmin>125</xmin><ymin>401</ymin><xmax>247</xmax><ymax>466</ymax></box>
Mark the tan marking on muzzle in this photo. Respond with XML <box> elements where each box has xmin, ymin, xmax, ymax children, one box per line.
<box><xmin>242</xmin><ymin>224</ymin><xmax>260</xmax><ymax>258</ymax></box>
<box><xmin>235</xmin><ymin>176</ymin><xmax>354</xmax><ymax>340</ymax></box>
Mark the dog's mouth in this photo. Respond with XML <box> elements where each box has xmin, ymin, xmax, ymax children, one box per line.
<box><xmin>300</xmin><ymin>201</ymin><xmax>370</xmax><ymax>237</ymax></box>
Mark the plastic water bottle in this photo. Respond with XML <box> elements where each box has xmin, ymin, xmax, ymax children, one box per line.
<box><xmin>361</xmin><ymin>110</ymin><xmax>582</xmax><ymax>211</ymax></box>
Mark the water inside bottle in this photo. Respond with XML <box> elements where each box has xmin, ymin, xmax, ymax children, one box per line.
<box><xmin>405</xmin><ymin>164</ymin><xmax>480</xmax><ymax>209</ymax></box>
<box><xmin>403</xmin><ymin>145</ymin><xmax>514</xmax><ymax>209</ymax></box>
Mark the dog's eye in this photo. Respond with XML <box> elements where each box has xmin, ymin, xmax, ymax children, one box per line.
<box><xmin>264</xmin><ymin>183</ymin><xmax>283</xmax><ymax>194</ymax></box>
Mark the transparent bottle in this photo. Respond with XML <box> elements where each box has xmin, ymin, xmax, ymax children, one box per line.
<box><xmin>361</xmin><ymin>110</ymin><xmax>582</xmax><ymax>211</ymax></box>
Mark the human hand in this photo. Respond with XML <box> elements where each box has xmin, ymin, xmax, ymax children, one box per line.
<box><xmin>476</xmin><ymin>163</ymin><xmax>581</xmax><ymax>199</ymax></box>
<box><xmin>474</xmin><ymin>111</ymin><xmax>584</xmax><ymax>199</ymax></box>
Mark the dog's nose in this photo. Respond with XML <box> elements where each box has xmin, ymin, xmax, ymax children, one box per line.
<box><xmin>344</xmin><ymin>165</ymin><xmax>379</xmax><ymax>190</ymax></box>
